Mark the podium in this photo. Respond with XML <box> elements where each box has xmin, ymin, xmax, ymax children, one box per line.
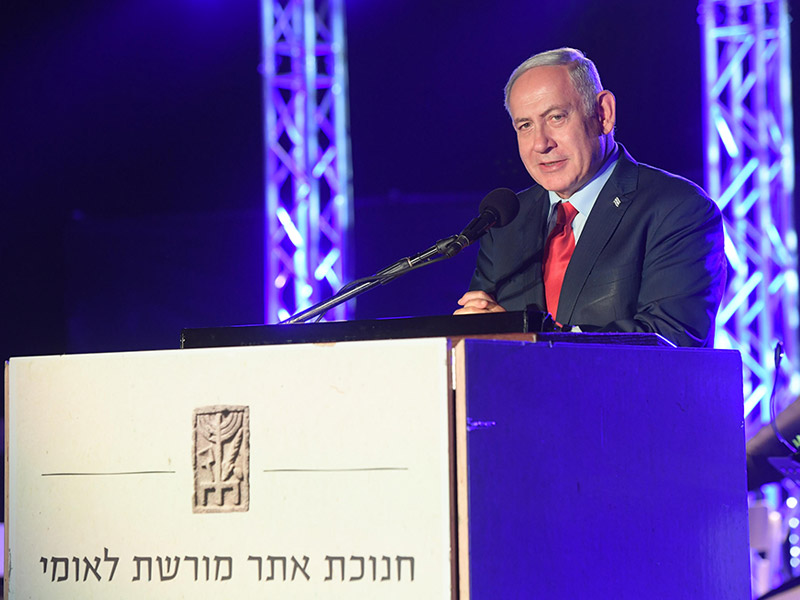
<box><xmin>5</xmin><ymin>331</ymin><xmax>749</xmax><ymax>598</ymax></box>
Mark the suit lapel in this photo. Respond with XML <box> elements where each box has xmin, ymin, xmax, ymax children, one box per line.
<box><xmin>556</xmin><ymin>148</ymin><xmax>639</xmax><ymax>324</ymax></box>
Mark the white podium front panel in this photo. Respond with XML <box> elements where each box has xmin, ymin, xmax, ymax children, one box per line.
<box><xmin>6</xmin><ymin>339</ymin><xmax>456</xmax><ymax>599</ymax></box>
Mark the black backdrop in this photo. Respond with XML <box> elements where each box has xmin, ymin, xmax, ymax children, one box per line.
<box><xmin>2</xmin><ymin>1</ymin><xmax>798</xmax><ymax>358</ymax></box>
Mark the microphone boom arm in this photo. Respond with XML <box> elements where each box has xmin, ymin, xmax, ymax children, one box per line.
<box><xmin>281</xmin><ymin>235</ymin><xmax>458</xmax><ymax>324</ymax></box>
<box><xmin>280</xmin><ymin>187</ymin><xmax>519</xmax><ymax>325</ymax></box>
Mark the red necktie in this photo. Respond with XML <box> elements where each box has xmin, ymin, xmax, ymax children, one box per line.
<box><xmin>543</xmin><ymin>201</ymin><xmax>578</xmax><ymax>317</ymax></box>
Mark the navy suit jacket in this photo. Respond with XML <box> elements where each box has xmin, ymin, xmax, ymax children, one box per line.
<box><xmin>469</xmin><ymin>147</ymin><xmax>726</xmax><ymax>347</ymax></box>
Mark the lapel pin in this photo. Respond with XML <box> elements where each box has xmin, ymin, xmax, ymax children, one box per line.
<box><xmin>613</xmin><ymin>197</ymin><xmax>621</xmax><ymax>207</ymax></box>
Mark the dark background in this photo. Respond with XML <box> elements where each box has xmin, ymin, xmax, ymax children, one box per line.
<box><xmin>2</xmin><ymin>0</ymin><xmax>798</xmax><ymax>360</ymax></box>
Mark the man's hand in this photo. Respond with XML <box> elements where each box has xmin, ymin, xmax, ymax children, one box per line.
<box><xmin>454</xmin><ymin>290</ymin><xmax>507</xmax><ymax>315</ymax></box>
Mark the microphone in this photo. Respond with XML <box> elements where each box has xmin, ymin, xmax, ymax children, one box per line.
<box><xmin>444</xmin><ymin>188</ymin><xmax>520</xmax><ymax>257</ymax></box>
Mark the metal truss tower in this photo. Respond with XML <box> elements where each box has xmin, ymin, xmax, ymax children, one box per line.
<box><xmin>699</xmin><ymin>0</ymin><xmax>797</xmax><ymax>427</ymax></box>
<box><xmin>260</xmin><ymin>0</ymin><xmax>352</xmax><ymax>323</ymax></box>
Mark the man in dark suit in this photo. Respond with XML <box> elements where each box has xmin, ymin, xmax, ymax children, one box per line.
<box><xmin>455</xmin><ymin>48</ymin><xmax>726</xmax><ymax>348</ymax></box>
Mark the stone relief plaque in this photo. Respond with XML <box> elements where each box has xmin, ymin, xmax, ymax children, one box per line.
<box><xmin>193</xmin><ymin>405</ymin><xmax>250</xmax><ymax>513</ymax></box>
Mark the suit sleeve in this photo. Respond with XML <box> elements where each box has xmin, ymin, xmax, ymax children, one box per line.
<box><xmin>468</xmin><ymin>231</ymin><xmax>498</xmax><ymax>295</ymax></box>
<box><xmin>589</xmin><ymin>192</ymin><xmax>726</xmax><ymax>347</ymax></box>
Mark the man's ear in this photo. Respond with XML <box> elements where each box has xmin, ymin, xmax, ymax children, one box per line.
<box><xmin>596</xmin><ymin>90</ymin><xmax>616</xmax><ymax>135</ymax></box>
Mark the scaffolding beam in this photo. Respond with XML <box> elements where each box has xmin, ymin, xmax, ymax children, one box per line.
<box><xmin>261</xmin><ymin>0</ymin><xmax>352</xmax><ymax>323</ymax></box>
<box><xmin>699</xmin><ymin>0</ymin><xmax>798</xmax><ymax>428</ymax></box>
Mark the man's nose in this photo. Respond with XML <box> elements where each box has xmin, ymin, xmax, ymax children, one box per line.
<box><xmin>532</xmin><ymin>127</ymin><xmax>554</xmax><ymax>153</ymax></box>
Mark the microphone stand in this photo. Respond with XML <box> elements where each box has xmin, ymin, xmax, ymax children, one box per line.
<box><xmin>281</xmin><ymin>235</ymin><xmax>459</xmax><ymax>325</ymax></box>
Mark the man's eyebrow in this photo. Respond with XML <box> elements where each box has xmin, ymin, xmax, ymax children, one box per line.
<box><xmin>539</xmin><ymin>104</ymin><xmax>569</xmax><ymax>118</ymax></box>
<box><xmin>512</xmin><ymin>105</ymin><xmax>570</xmax><ymax>125</ymax></box>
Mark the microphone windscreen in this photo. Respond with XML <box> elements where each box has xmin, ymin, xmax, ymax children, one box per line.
<box><xmin>479</xmin><ymin>188</ymin><xmax>520</xmax><ymax>227</ymax></box>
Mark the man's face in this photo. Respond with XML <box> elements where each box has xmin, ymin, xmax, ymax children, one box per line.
<box><xmin>507</xmin><ymin>65</ymin><xmax>615</xmax><ymax>199</ymax></box>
